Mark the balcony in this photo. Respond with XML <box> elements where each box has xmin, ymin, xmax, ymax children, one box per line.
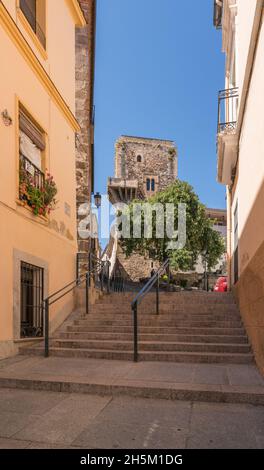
<box><xmin>108</xmin><ymin>178</ymin><xmax>140</xmax><ymax>205</ymax></box>
<box><xmin>217</xmin><ymin>88</ymin><xmax>239</xmax><ymax>185</ymax></box>
<box><xmin>218</xmin><ymin>88</ymin><xmax>239</xmax><ymax>134</ymax></box>
<box><xmin>213</xmin><ymin>0</ymin><xmax>223</xmax><ymax>29</ymax></box>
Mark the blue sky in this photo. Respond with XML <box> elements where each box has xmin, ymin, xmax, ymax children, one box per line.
<box><xmin>94</xmin><ymin>0</ymin><xmax>226</xmax><ymax>219</ymax></box>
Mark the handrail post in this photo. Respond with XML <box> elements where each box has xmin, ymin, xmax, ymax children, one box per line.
<box><xmin>133</xmin><ymin>303</ymin><xmax>138</xmax><ymax>362</ymax></box>
<box><xmin>106</xmin><ymin>261</ymin><xmax>110</xmax><ymax>294</ymax></box>
<box><xmin>44</xmin><ymin>299</ymin><xmax>49</xmax><ymax>358</ymax></box>
<box><xmin>88</xmin><ymin>251</ymin><xmax>92</xmax><ymax>287</ymax></box>
<box><xmin>86</xmin><ymin>272</ymin><xmax>89</xmax><ymax>315</ymax></box>
<box><xmin>156</xmin><ymin>274</ymin><xmax>160</xmax><ymax>315</ymax></box>
<box><xmin>76</xmin><ymin>253</ymin><xmax>79</xmax><ymax>281</ymax></box>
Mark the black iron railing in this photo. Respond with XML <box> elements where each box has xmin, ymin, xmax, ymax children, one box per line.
<box><xmin>217</xmin><ymin>88</ymin><xmax>239</xmax><ymax>134</ymax></box>
<box><xmin>131</xmin><ymin>259</ymin><xmax>170</xmax><ymax>362</ymax></box>
<box><xmin>19</xmin><ymin>154</ymin><xmax>45</xmax><ymax>191</ymax></box>
<box><xmin>76</xmin><ymin>252</ymin><xmax>110</xmax><ymax>292</ymax></box>
<box><xmin>44</xmin><ymin>255</ymin><xmax>110</xmax><ymax>358</ymax></box>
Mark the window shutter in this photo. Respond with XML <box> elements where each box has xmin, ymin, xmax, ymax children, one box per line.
<box><xmin>19</xmin><ymin>110</ymin><xmax>45</xmax><ymax>151</ymax></box>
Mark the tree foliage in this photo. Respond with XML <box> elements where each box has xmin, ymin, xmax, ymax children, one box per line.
<box><xmin>119</xmin><ymin>180</ymin><xmax>225</xmax><ymax>271</ymax></box>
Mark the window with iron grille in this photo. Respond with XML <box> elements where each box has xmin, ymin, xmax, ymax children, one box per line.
<box><xmin>20</xmin><ymin>262</ymin><xmax>44</xmax><ymax>338</ymax></box>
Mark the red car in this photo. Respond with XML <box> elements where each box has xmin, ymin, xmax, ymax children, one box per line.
<box><xmin>213</xmin><ymin>276</ymin><xmax>228</xmax><ymax>292</ymax></box>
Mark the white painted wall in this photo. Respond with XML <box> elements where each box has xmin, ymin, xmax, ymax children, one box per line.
<box><xmin>236</xmin><ymin>0</ymin><xmax>257</xmax><ymax>94</ymax></box>
<box><xmin>230</xmin><ymin>5</ymin><xmax>264</xmax><ymax>278</ymax></box>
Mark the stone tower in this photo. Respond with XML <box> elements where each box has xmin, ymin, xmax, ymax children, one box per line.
<box><xmin>108</xmin><ymin>136</ymin><xmax>178</xmax><ymax>205</ymax></box>
<box><xmin>107</xmin><ymin>136</ymin><xmax>178</xmax><ymax>282</ymax></box>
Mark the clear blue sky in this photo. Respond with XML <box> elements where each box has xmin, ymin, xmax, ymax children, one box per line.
<box><xmin>94</xmin><ymin>0</ymin><xmax>226</xmax><ymax>211</ymax></box>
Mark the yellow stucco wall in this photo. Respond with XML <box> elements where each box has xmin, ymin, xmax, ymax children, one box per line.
<box><xmin>0</xmin><ymin>0</ymin><xmax>81</xmax><ymax>358</ymax></box>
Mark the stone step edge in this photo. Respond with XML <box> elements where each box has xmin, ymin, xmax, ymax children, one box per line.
<box><xmin>51</xmin><ymin>338</ymin><xmax>251</xmax><ymax>348</ymax></box>
<box><xmin>20</xmin><ymin>347</ymin><xmax>254</xmax><ymax>359</ymax></box>
<box><xmin>0</xmin><ymin>376</ymin><xmax>263</xmax><ymax>406</ymax></box>
<box><xmin>68</xmin><ymin>326</ymin><xmax>246</xmax><ymax>333</ymax></box>
<box><xmin>61</xmin><ymin>332</ymin><xmax>248</xmax><ymax>342</ymax></box>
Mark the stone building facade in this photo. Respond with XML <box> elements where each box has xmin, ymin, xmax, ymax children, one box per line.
<box><xmin>75</xmin><ymin>0</ymin><xmax>96</xmax><ymax>253</ymax></box>
<box><xmin>107</xmin><ymin>136</ymin><xmax>178</xmax><ymax>281</ymax></box>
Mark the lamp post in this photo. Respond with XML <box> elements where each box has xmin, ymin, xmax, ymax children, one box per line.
<box><xmin>94</xmin><ymin>192</ymin><xmax>102</xmax><ymax>209</ymax></box>
<box><xmin>90</xmin><ymin>192</ymin><xmax>101</xmax><ymax>259</ymax></box>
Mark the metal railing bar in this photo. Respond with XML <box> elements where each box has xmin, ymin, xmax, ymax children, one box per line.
<box><xmin>44</xmin><ymin>254</ymin><xmax>111</xmax><ymax>357</ymax></box>
<box><xmin>131</xmin><ymin>259</ymin><xmax>169</xmax><ymax>362</ymax></box>
<box><xmin>132</xmin><ymin>259</ymin><xmax>169</xmax><ymax>308</ymax></box>
<box><xmin>45</xmin><ymin>274</ymin><xmax>86</xmax><ymax>303</ymax></box>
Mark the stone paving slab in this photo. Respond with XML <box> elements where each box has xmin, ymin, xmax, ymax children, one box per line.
<box><xmin>13</xmin><ymin>394</ymin><xmax>111</xmax><ymax>446</ymax></box>
<box><xmin>0</xmin><ymin>389</ymin><xmax>263</xmax><ymax>449</ymax></box>
<box><xmin>0</xmin><ymin>356</ymin><xmax>264</xmax><ymax>406</ymax></box>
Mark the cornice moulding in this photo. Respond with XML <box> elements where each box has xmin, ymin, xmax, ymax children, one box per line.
<box><xmin>65</xmin><ymin>0</ymin><xmax>86</xmax><ymax>27</ymax></box>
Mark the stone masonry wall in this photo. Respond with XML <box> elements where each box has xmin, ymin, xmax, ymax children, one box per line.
<box><xmin>75</xmin><ymin>0</ymin><xmax>95</xmax><ymax>252</ymax></box>
<box><xmin>117</xmin><ymin>245</ymin><xmax>160</xmax><ymax>282</ymax></box>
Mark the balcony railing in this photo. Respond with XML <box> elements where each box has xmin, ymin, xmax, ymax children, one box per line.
<box><xmin>19</xmin><ymin>154</ymin><xmax>45</xmax><ymax>193</ymax></box>
<box><xmin>217</xmin><ymin>88</ymin><xmax>239</xmax><ymax>134</ymax></box>
<box><xmin>213</xmin><ymin>0</ymin><xmax>223</xmax><ymax>29</ymax></box>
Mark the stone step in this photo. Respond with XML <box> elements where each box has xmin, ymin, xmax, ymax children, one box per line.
<box><xmin>74</xmin><ymin>319</ymin><xmax>243</xmax><ymax>328</ymax></box>
<box><xmin>1</xmin><ymin>373</ymin><xmax>263</xmax><ymax>406</ymax></box>
<box><xmin>86</xmin><ymin>313</ymin><xmax>241</xmax><ymax>321</ymax></box>
<box><xmin>59</xmin><ymin>331</ymin><xmax>249</xmax><ymax>344</ymax></box>
<box><xmin>51</xmin><ymin>339</ymin><xmax>251</xmax><ymax>354</ymax></box>
<box><xmin>97</xmin><ymin>302</ymin><xmax>237</xmax><ymax>309</ymax></box>
<box><xmin>93</xmin><ymin>305</ymin><xmax>239</xmax><ymax>313</ymax></box>
<box><xmin>20</xmin><ymin>346</ymin><xmax>254</xmax><ymax>364</ymax></box>
<box><xmin>103</xmin><ymin>292</ymin><xmax>234</xmax><ymax>301</ymax></box>
<box><xmin>67</xmin><ymin>325</ymin><xmax>246</xmax><ymax>336</ymax></box>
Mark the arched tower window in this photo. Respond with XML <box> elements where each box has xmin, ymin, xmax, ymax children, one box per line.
<box><xmin>137</xmin><ymin>155</ymin><xmax>142</xmax><ymax>163</ymax></box>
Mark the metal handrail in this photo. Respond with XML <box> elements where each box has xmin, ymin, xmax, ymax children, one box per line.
<box><xmin>131</xmin><ymin>259</ymin><xmax>170</xmax><ymax>362</ymax></box>
<box><xmin>43</xmin><ymin>255</ymin><xmax>110</xmax><ymax>358</ymax></box>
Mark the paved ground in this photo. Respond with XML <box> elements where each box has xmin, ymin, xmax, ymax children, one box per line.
<box><xmin>0</xmin><ymin>387</ymin><xmax>263</xmax><ymax>449</ymax></box>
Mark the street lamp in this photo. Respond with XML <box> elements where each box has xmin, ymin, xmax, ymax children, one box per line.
<box><xmin>94</xmin><ymin>192</ymin><xmax>102</xmax><ymax>209</ymax></box>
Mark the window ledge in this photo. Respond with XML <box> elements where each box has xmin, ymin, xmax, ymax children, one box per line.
<box><xmin>16</xmin><ymin>198</ymin><xmax>49</xmax><ymax>223</ymax></box>
<box><xmin>17</xmin><ymin>8</ymin><xmax>47</xmax><ymax>61</ymax></box>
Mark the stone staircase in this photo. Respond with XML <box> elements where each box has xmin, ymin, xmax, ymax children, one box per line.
<box><xmin>22</xmin><ymin>291</ymin><xmax>254</xmax><ymax>365</ymax></box>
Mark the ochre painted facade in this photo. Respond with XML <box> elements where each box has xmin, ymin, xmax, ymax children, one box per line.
<box><xmin>0</xmin><ymin>0</ymin><xmax>86</xmax><ymax>358</ymax></box>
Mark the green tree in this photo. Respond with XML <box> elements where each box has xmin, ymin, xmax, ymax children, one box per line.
<box><xmin>119</xmin><ymin>180</ymin><xmax>225</xmax><ymax>271</ymax></box>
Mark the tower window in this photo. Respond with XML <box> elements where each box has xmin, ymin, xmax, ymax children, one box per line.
<box><xmin>151</xmin><ymin>179</ymin><xmax>155</xmax><ymax>191</ymax></box>
<box><xmin>137</xmin><ymin>155</ymin><xmax>142</xmax><ymax>163</ymax></box>
<box><xmin>146</xmin><ymin>178</ymin><xmax>150</xmax><ymax>191</ymax></box>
